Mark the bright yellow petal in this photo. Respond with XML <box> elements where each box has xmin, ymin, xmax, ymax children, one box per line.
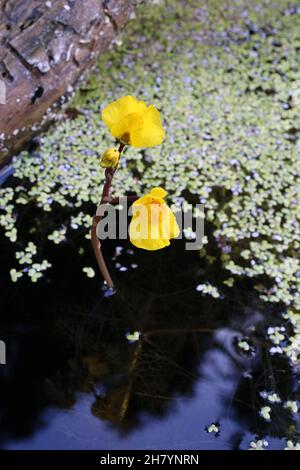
<box><xmin>102</xmin><ymin>98</ymin><xmax>164</xmax><ymax>148</ymax></box>
<box><xmin>129</xmin><ymin>97</ymin><xmax>148</xmax><ymax>115</ymax></box>
<box><xmin>130</xmin><ymin>237</ymin><xmax>170</xmax><ymax>251</ymax></box>
<box><xmin>130</xmin><ymin>105</ymin><xmax>165</xmax><ymax>148</ymax></box>
<box><xmin>160</xmin><ymin>205</ymin><xmax>180</xmax><ymax>240</ymax></box>
<box><xmin>124</xmin><ymin>113</ymin><xmax>144</xmax><ymax>134</ymax></box>
<box><xmin>102</xmin><ymin>98</ymin><xmax>126</xmax><ymax>130</ymax></box>
<box><xmin>129</xmin><ymin>201</ymin><xmax>166</xmax><ymax>250</ymax></box>
<box><xmin>150</xmin><ymin>187</ymin><xmax>167</xmax><ymax>199</ymax></box>
<box><xmin>132</xmin><ymin>194</ymin><xmax>152</xmax><ymax>207</ymax></box>
<box><xmin>129</xmin><ymin>195</ymin><xmax>178</xmax><ymax>251</ymax></box>
<box><xmin>109</xmin><ymin>121</ymin><xmax>128</xmax><ymax>140</ymax></box>
<box><xmin>110</xmin><ymin>112</ymin><xmax>144</xmax><ymax>141</ymax></box>
<box><xmin>102</xmin><ymin>96</ymin><xmax>145</xmax><ymax>132</ymax></box>
<box><xmin>129</xmin><ymin>208</ymin><xmax>147</xmax><ymax>246</ymax></box>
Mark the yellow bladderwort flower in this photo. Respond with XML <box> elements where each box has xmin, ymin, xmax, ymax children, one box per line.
<box><xmin>102</xmin><ymin>96</ymin><xmax>165</xmax><ymax>148</ymax></box>
<box><xmin>100</xmin><ymin>148</ymin><xmax>120</xmax><ymax>168</ymax></box>
<box><xmin>129</xmin><ymin>187</ymin><xmax>180</xmax><ymax>250</ymax></box>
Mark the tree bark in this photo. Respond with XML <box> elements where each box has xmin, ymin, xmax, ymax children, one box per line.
<box><xmin>0</xmin><ymin>0</ymin><xmax>136</xmax><ymax>167</ymax></box>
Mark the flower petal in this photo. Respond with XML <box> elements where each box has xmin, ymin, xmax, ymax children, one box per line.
<box><xmin>150</xmin><ymin>187</ymin><xmax>167</xmax><ymax>199</ymax></box>
<box><xmin>129</xmin><ymin>187</ymin><xmax>179</xmax><ymax>251</ymax></box>
<box><xmin>102</xmin><ymin>96</ymin><xmax>145</xmax><ymax>132</ymax></box>
<box><xmin>130</xmin><ymin>237</ymin><xmax>170</xmax><ymax>251</ymax></box>
<box><xmin>130</xmin><ymin>105</ymin><xmax>165</xmax><ymax>147</ymax></box>
<box><xmin>160</xmin><ymin>205</ymin><xmax>180</xmax><ymax>239</ymax></box>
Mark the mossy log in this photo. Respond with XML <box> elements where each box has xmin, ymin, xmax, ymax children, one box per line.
<box><xmin>0</xmin><ymin>0</ymin><xmax>136</xmax><ymax>167</ymax></box>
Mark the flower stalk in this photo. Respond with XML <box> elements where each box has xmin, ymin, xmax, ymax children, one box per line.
<box><xmin>91</xmin><ymin>142</ymin><xmax>125</xmax><ymax>289</ymax></box>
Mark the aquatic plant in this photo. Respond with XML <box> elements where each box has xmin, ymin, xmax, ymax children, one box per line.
<box><xmin>0</xmin><ymin>0</ymin><xmax>298</xmax><ymax>308</ymax></box>
<box><xmin>0</xmin><ymin>3</ymin><xmax>300</xmax><ymax>444</ymax></box>
<box><xmin>91</xmin><ymin>95</ymin><xmax>169</xmax><ymax>287</ymax></box>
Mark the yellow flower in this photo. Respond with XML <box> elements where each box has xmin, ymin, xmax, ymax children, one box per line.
<box><xmin>100</xmin><ymin>148</ymin><xmax>120</xmax><ymax>168</ymax></box>
<box><xmin>102</xmin><ymin>96</ymin><xmax>165</xmax><ymax>148</ymax></box>
<box><xmin>129</xmin><ymin>187</ymin><xmax>180</xmax><ymax>250</ymax></box>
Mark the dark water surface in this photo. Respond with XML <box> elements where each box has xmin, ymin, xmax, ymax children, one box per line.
<box><xmin>0</xmin><ymin>224</ymin><xmax>298</xmax><ymax>450</ymax></box>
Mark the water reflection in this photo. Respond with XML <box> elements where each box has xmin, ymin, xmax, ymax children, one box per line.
<box><xmin>0</xmin><ymin>238</ymin><xmax>299</xmax><ymax>449</ymax></box>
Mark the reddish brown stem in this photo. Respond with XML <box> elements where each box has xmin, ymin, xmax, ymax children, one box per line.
<box><xmin>91</xmin><ymin>143</ymin><xmax>127</xmax><ymax>288</ymax></box>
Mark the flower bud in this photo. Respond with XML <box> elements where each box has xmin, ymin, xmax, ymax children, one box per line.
<box><xmin>100</xmin><ymin>148</ymin><xmax>120</xmax><ymax>168</ymax></box>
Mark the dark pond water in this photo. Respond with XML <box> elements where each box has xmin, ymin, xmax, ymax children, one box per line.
<box><xmin>0</xmin><ymin>197</ymin><xmax>299</xmax><ymax>450</ymax></box>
